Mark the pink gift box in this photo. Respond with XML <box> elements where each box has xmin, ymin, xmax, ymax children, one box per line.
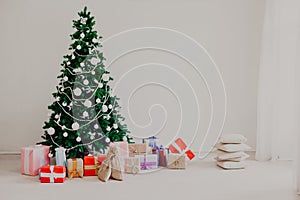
<box><xmin>112</xmin><ymin>141</ymin><xmax>129</xmax><ymax>157</ymax></box>
<box><xmin>21</xmin><ymin>145</ymin><xmax>50</xmax><ymax>176</ymax></box>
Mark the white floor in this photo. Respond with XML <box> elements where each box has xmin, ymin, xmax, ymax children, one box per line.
<box><xmin>0</xmin><ymin>154</ymin><xmax>299</xmax><ymax>200</ymax></box>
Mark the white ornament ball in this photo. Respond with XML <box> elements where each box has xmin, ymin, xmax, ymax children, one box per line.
<box><xmin>90</xmin><ymin>135</ymin><xmax>95</xmax><ymax>140</ymax></box>
<box><xmin>80</xmin><ymin>33</ymin><xmax>85</xmax><ymax>38</ymax></box>
<box><xmin>123</xmin><ymin>136</ymin><xmax>127</xmax><ymax>142</ymax></box>
<box><xmin>113</xmin><ymin>124</ymin><xmax>118</xmax><ymax>129</ymax></box>
<box><xmin>102</xmin><ymin>74</ymin><xmax>110</xmax><ymax>82</ymax></box>
<box><xmin>84</xmin><ymin>99</ymin><xmax>92</xmax><ymax>108</ymax></box>
<box><xmin>63</xmin><ymin>76</ymin><xmax>68</xmax><ymax>81</ymax></box>
<box><xmin>108</xmin><ymin>104</ymin><xmax>113</xmax><ymax>109</ymax></box>
<box><xmin>106</xmin><ymin>126</ymin><xmax>111</xmax><ymax>131</ymax></box>
<box><xmin>91</xmin><ymin>71</ymin><xmax>95</xmax><ymax>75</ymax></box>
<box><xmin>91</xmin><ymin>57</ymin><xmax>98</xmax><ymax>65</ymax></box>
<box><xmin>76</xmin><ymin>136</ymin><xmax>81</xmax><ymax>142</ymax></box>
<box><xmin>94</xmin><ymin>124</ymin><xmax>99</xmax><ymax>129</ymax></box>
<box><xmin>76</xmin><ymin>45</ymin><xmax>81</xmax><ymax>50</ymax></box>
<box><xmin>82</xmin><ymin>111</ymin><xmax>89</xmax><ymax>117</ymax></box>
<box><xmin>98</xmin><ymin>83</ymin><xmax>103</xmax><ymax>88</ymax></box>
<box><xmin>102</xmin><ymin>105</ymin><xmax>108</xmax><ymax>112</ymax></box>
<box><xmin>48</xmin><ymin>153</ymin><xmax>53</xmax><ymax>158</ymax></box>
<box><xmin>67</xmin><ymin>61</ymin><xmax>71</xmax><ymax>65</ymax></box>
<box><xmin>80</xmin><ymin>62</ymin><xmax>85</xmax><ymax>67</ymax></box>
<box><xmin>63</xmin><ymin>132</ymin><xmax>68</xmax><ymax>137</ymax></box>
<box><xmin>56</xmin><ymin>97</ymin><xmax>60</xmax><ymax>101</ymax></box>
<box><xmin>62</xmin><ymin>102</ymin><xmax>67</xmax><ymax>106</ymax></box>
<box><xmin>47</xmin><ymin>127</ymin><xmax>55</xmax><ymax>135</ymax></box>
<box><xmin>83</xmin><ymin>79</ymin><xmax>89</xmax><ymax>85</ymax></box>
<box><xmin>72</xmin><ymin>122</ymin><xmax>80</xmax><ymax>130</ymax></box>
<box><xmin>72</xmin><ymin>54</ymin><xmax>75</xmax><ymax>59</ymax></box>
<box><xmin>73</xmin><ymin>88</ymin><xmax>82</xmax><ymax>96</ymax></box>
<box><xmin>55</xmin><ymin>114</ymin><xmax>59</xmax><ymax>119</ymax></box>
<box><xmin>61</xmin><ymin>88</ymin><xmax>64</xmax><ymax>92</ymax></box>
<box><xmin>96</xmin><ymin>98</ymin><xmax>100</xmax><ymax>103</ymax></box>
<box><xmin>62</xmin><ymin>125</ymin><xmax>66</xmax><ymax>130</ymax></box>
<box><xmin>92</xmin><ymin>38</ymin><xmax>98</xmax><ymax>43</ymax></box>
<box><xmin>105</xmin><ymin>137</ymin><xmax>110</xmax><ymax>143</ymax></box>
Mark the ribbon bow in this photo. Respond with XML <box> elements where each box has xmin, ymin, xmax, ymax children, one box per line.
<box><xmin>68</xmin><ymin>158</ymin><xmax>83</xmax><ymax>179</ymax></box>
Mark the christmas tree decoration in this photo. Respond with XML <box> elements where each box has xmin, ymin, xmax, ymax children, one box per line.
<box><xmin>39</xmin><ymin>7</ymin><xmax>132</xmax><ymax>159</ymax></box>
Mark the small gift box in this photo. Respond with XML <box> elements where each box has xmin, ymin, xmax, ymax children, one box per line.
<box><xmin>128</xmin><ymin>143</ymin><xmax>147</xmax><ymax>157</ymax></box>
<box><xmin>67</xmin><ymin>158</ymin><xmax>83</xmax><ymax>179</ymax></box>
<box><xmin>40</xmin><ymin>165</ymin><xmax>66</xmax><ymax>183</ymax></box>
<box><xmin>55</xmin><ymin>147</ymin><xmax>66</xmax><ymax>166</ymax></box>
<box><xmin>137</xmin><ymin>154</ymin><xmax>158</xmax><ymax>170</ymax></box>
<box><xmin>124</xmin><ymin>157</ymin><xmax>140</xmax><ymax>174</ymax></box>
<box><xmin>113</xmin><ymin>141</ymin><xmax>129</xmax><ymax>157</ymax></box>
<box><xmin>169</xmin><ymin>138</ymin><xmax>195</xmax><ymax>160</ymax></box>
<box><xmin>167</xmin><ymin>154</ymin><xmax>186</xmax><ymax>169</ymax></box>
<box><xmin>84</xmin><ymin>155</ymin><xmax>107</xmax><ymax>176</ymax></box>
<box><xmin>21</xmin><ymin>145</ymin><xmax>50</xmax><ymax>176</ymax></box>
<box><xmin>158</xmin><ymin>146</ymin><xmax>168</xmax><ymax>167</ymax></box>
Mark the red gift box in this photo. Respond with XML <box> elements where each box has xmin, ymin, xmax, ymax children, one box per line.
<box><xmin>40</xmin><ymin>165</ymin><xmax>66</xmax><ymax>183</ymax></box>
<box><xmin>84</xmin><ymin>155</ymin><xmax>107</xmax><ymax>176</ymax></box>
<box><xmin>169</xmin><ymin>138</ymin><xmax>195</xmax><ymax>160</ymax></box>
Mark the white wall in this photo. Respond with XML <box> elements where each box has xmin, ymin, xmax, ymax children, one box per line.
<box><xmin>0</xmin><ymin>0</ymin><xmax>265</xmax><ymax>152</ymax></box>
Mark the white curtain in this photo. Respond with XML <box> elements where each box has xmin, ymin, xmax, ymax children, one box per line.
<box><xmin>256</xmin><ymin>0</ymin><xmax>300</xmax><ymax>192</ymax></box>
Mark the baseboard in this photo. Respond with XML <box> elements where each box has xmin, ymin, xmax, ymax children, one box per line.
<box><xmin>0</xmin><ymin>151</ymin><xmax>20</xmax><ymax>155</ymax></box>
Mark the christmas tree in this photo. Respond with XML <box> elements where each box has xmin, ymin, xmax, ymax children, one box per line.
<box><xmin>39</xmin><ymin>7</ymin><xmax>132</xmax><ymax>159</ymax></box>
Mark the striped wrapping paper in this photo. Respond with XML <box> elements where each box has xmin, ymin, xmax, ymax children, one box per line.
<box><xmin>21</xmin><ymin>145</ymin><xmax>50</xmax><ymax>176</ymax></box>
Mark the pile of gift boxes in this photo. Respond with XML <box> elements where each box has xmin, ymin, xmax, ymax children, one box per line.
<box><xmin>21</xmin><ymin>137</ymin><xmax>195</xmax><ymax>183</ymax></box>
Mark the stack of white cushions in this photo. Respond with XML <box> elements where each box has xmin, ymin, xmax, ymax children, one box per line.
<box><xmin>215</xmin><ymin>134</ymin><xmax>251</xmax><ymax>169</ymax></box>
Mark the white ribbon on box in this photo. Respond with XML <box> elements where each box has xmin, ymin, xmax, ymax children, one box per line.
<box><xmin>24</xmin><ymin>147</ymin><xmax>31</xmax><ymax>174</ymax></box>
<box><xmin>40</xmin><ymin>166</ymin><xmax>66</xmax><ymax>183</ymax></box>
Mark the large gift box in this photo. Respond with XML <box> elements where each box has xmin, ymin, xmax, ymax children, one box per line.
<box><xmin>167</xmin><ymin>154</ymin><xmax>186</xmax><ymax>169</ymax></box>
<box><xmin>84</xmin><ymin>155</ymin><xmax>107</xmax><ymax>176</ymax></box>
<box><xmin>124</xmin><ymin>157</ymin><xmax>140</xmax><ymax>174</ymax></box>
<box><xmin>21</xmin><ymin>145</ymin><xmax>50</xmax><ymax>176</ymax></box>
<box><xmin>113</xmin><ymin>141</ymin><xmax>129</xmax><ymax>157</ymax></box>
<box><xmin>137</xmin><ymin>154</ymin><xmax>158</xmax><ymax>170</ymax></box>
<box><xmin>128</xmin><ymin>143</ymin><xmax>147</xmax><ymax>157</ymax></box>
<box><xmin>40</xmin><ymin>165</ymin><xmax>66</xmax><ymax>183</ymax></box>
<box><xmin>67</xmin><ymin>158</ymin><xmax>83</xmax><ymax>179</ymax></box>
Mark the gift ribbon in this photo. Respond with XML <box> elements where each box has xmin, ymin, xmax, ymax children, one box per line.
<box><xmin>140</xmin><ymin>155</ymin><xmax>157</xmax><ymax>170</ymax></box>
<box><xmin>24</xmin><ymin>147</ymin><xmax>31</xmax><ymax>174</ymax></box>
<box><xmin>126</xmin><ymin>158</ymin><xmax>139</xmax><ymax>174</ymax></box>
<box><xmin>40</xmin><ymin>166</ymin><xmax>66</xmax><ymax>183</ymax></box>
<box><xmin>68</xmin><ymin>158</ymin><xmax>83</xmax><ymax>178</ymax></box>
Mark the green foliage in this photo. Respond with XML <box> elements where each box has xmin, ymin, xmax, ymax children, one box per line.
<box><xmin>38</xmin><ymin>7</ymin><xmax>132</xmax><ymax>159</ymax></box>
